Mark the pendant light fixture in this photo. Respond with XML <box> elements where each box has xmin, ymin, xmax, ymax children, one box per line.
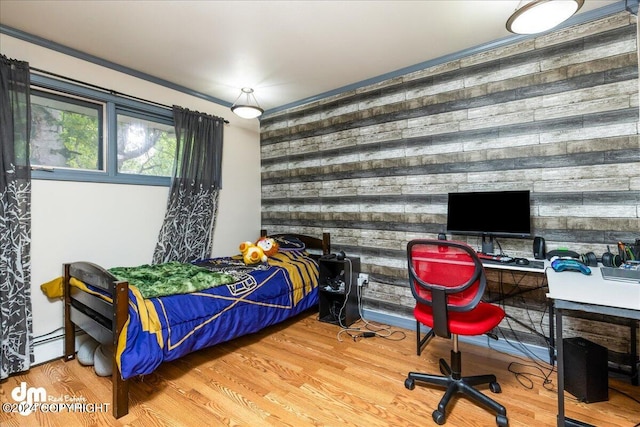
<box><xmin>506</xmin><ymin>0</ymin><xmax>584</xmax><ymax>34</ymax></box>
<box><xmin>230</xmin><ymin>87</ymin><xmax>263</xmax><ymax>119</ymax></box>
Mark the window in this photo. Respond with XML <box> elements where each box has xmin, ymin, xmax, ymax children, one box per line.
<box><xmin>29</xmin><ymin>74</ymin><xmax>176</xmax><ymax>186</ymax></box>
<box><xmin>116</xmin><ymin>111</ymin><xmax>176</xmax><ymax>177</ymax></box>
<box><xmin>30</xmin><ymin>90</ymin><xmax>104</xmax><ymax>172</ymax></box>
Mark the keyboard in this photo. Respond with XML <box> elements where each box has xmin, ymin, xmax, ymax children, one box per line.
<box><xmin>477</xmin><ymin>253</ymin><xmax>513</xmax><ymax>263</ymax></box>
<box><xmin>477</xmin><ymin>253</ymin><xmax>545</xmax><ymax>270</ymax></box>
<box><xmin>601</xmin><ymin>267</ymin><xmax>640</xmax><ymax>283</ymax></box>
<box><xmin>528</xmin><ymin>260</ymin><xmax>545</xmax><ymax>270</ymax></box>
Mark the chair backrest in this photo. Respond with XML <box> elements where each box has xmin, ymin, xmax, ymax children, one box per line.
<box><xmin>407</xmin><ymin>239</ymin><xmax>487</xmax><ymax>337</ymax></box>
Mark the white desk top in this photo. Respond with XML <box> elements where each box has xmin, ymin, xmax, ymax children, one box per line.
<box><xmin>546</xmin><ymin>266</ymin><xmax>640</xmax><ymax>311</ymax></box>
<box><xmin>482</xmin><ymin>259</ymin><xmax>547</xmax><ymax>274</ymax></box>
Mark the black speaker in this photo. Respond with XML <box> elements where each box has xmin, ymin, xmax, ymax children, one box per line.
<box><xmin>533</xmin><ymin>236</ymin><xmax>546</xmax><ymax>260</ymax></box>
<box><xmin>563</xmin><ymin>337</ymin><xmax>608</xmax><ymax>403</ymax></box>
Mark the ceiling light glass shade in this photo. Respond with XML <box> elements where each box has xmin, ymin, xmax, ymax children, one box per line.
<box><xmin>231</xmin><ymin>87</ymin><xmax>264</xmax><ymax>119</ymax></box>
<box><xmin>506</xmin><ymin>0</ymin><xmax>584</xmax><ymax>34</ymax></box>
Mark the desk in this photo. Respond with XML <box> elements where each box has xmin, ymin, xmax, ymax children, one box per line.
<box><xmin>546</xmin><ymin>267</ymin><xmax>640</xmax><ymax>427</ymax></box>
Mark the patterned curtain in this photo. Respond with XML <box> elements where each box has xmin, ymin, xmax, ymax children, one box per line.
<box><xmin>152</xmin><ymin>106</ymin><xmax>225</xmax><ymax>264</ymax></box>
<box><xmin>0</xmin><ymin>55</ymin><xmax>33</xmax><ymax>379</ymax></box>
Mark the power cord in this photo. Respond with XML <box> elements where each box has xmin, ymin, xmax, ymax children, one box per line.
<box><xmin>490</xmin><ymin>264</ymin><xmax>555</xmax><ymax>364</ymax></box>
<box><xmin>356</xmin><ymin>288</ymin><xmax>407</xmax><ymax>341</ymax></box>
<box><xmin>336</xmin><ymin>265</ymin><xmax>406</xmax><ymax>342</ymax></box>
<box><xmin>338</xmin><ymin>329</ymin><xmax>377</xmax><ymax>342</ymax></box>
<box><xmin>336</xmin><ymin>257</ymin><xmax>353</xmax><ymax>330</ymax></box>
<box><xmin>487</xmin><ymin>279</ymin><xmax>558</xmax><ymax>391</ymax></box>
<box><xmin>487</xmin><ymin>327</ymin><xmax>556</xmax><ymax>390</ymax></box>
<box><xmin>507</xmin><ymin>360</ymin><xmax>555</xmax><ymax>391</ymax></box>
<box><xmin>609</xmin><ymin>385</ymin><xmax>640</xmax><ymax>406</ymax></box>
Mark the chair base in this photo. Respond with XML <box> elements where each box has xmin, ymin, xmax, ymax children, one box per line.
<box><xmin>405</xmin><ymin>352</ymin><xmax>508</xmax><ymax>426</ymax></box>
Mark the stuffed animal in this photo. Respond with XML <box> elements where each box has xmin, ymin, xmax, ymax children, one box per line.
<box><xmin>256</xmin><ymin>237</ymin><xmax>279</xmax><ymax>257</ymax></box>
<box><xmin>239</xmin><ymin>241</ymin><xmax>267</xmax><ymax>265</ymax></box>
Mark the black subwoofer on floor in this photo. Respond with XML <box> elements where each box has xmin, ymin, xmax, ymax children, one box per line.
<box><xmin>563</xmin><ymin>337</ymin><xmax>609</xmax><ymax>403</ymax></box>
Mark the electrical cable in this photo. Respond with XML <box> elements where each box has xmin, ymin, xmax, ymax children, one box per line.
<box><xmin>353</xmin><ymin>273</ymin><xmax>406</xmax><ymax>341</ymax></box>
<box><xmin>336</xmin><ymin>258</ymin><xmax>352</xmax><ymax>330</ymax></box>
<box><xmin>336</xmin><ymin>261</ymin><xmax>406</xmax><ymax>342</ymax></box>
<box><xmin>491</xmin><ymin>260</ymin><xmax>555</xmax><ymax>358</ymax></box>
<box><xmin>499</xmin><ymin>310</ymin><xmax>555</xmax><ymax>366</ymax></box>
<box><xmin>466</xmin><ymin>248</ymin><xmax>563</xmax><ymax>394</ymax></box>
<box><xmin>486</xmin><ymin>268</ymin><xmax>560</xmax><ymax>391</ymax></box>
<box><xmin>488</xmin><ymin>326</ymin><xmax>556</xmax><ymax>374</ymax></box>
<box><xmin>609</xmin><ymin>385</ymin><xmax>640</xmax><ymax>405</ymax></box>
<box><xmin>334</xmin><ymin>257</ymin><xmax>364</xmax><ymax>340</ymax></box>
<box><xmin>507</xmin><ymin>360</ymin><xmax>554</xmax><ymax>391</ymax></box>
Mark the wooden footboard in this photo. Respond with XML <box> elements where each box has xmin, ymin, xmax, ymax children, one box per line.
<box><xmin>63</xmin><ymin>262</ymin><xmax>129</xmax><ymax>418</ymax></box>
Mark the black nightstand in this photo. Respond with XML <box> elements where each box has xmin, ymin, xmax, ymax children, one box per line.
<box><xmin>318</xmin><ymin>256</ymin><xmax>360</xmax><ymax>327</ymax></box>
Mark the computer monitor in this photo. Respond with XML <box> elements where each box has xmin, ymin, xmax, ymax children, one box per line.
<box><xmin>446</xmin><ymin>190</ymin><xmax>531</xmax><ymax>254</ymax></box>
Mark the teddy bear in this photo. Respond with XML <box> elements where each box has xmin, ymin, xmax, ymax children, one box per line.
<box><xmin>256</xmin><ymin>236</ymin><xmax>279</xmax><ymax>257</ymax></box>
<box><xmin>239</xmin><ymin>237</ymin><xmax>280</xmax><ymax>265</ymax></box>
<box><xmin>239</xmin><ymin>241</ymin><xmax>267</xmax><ymax>264</ymax></box>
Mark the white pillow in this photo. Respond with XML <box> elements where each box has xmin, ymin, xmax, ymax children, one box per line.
<box><xmin>77</xmin><ymin>338</ymin><xmax>99</xmax><ymax>366</ymax></box>
<box><xmin>93</xmin><ymin>345</ymin><xmax>113</xmax><ymax>377</ymax></box>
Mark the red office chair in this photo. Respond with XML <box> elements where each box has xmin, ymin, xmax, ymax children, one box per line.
<box><xmin>404</xmin><ymin>239</ymin><xmax>508</xmax><ymax>426</ymax></box>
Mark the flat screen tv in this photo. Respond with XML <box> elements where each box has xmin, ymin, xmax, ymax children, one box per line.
<box><xmin>446</xmin><ymin>190</ymin><xmax>531</xmax><ymax>254</ymax></box>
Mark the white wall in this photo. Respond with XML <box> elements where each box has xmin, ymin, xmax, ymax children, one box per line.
<box><xmin>1</xmin><ymin>34</ymin><xmax>262</xmax><ymax>363</ymax></box>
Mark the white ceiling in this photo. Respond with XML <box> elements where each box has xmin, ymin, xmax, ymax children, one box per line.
<box><xmin>0</xmin><ymin>0</ymin><xmax>620</xmax><ymax>114</ymax></box>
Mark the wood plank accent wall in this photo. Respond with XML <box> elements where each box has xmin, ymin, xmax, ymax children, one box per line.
<box><xmin>259</xmin><ymin>13</ymin><xmax>640</xmax><ymax>352</ymax></box>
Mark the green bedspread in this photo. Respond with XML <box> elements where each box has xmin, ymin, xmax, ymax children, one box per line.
<box><xmin>109</xmin><ymin>261</ymin><xmax>236</xmax><ymax>299</ymax></box>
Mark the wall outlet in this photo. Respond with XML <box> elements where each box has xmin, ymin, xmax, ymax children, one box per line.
<box><xmin>357</xmin><ymin>273</ymin><xmax>369</xmax><ymax>287</ymax></box>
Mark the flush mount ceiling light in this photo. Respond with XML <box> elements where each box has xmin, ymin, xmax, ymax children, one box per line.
<box><xmin>506</xmin><ymin>0</ymin><xmax>584</xmax><ymax>34</ymax></box>
<box><xmin>230</xmin><ymin>87</ymin><xmax>263</xmax><ymax>119</ymax></box>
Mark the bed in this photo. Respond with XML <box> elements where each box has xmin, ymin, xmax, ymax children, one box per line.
<box><xmin>63</xmin><ymin>230</ymin><xmax>330</xmax><ymax>418</ymax></box>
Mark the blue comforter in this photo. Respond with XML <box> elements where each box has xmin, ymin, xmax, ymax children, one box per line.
<box><xmin>113</xmin><ymin>251</ymin><xmax>318</xmax><ymax>379</ymax></box>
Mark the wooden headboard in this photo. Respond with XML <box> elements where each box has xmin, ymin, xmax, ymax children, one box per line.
<box><xmin>260</xmin><ymin>229</ymin><xmax>330</xmax><ymax>255</ymax></box>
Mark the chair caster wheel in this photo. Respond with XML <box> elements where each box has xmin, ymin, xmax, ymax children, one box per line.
<box><xmin>496</xmin><ymin>414</ymin><xmax>508</xmax><ymax>426</ymax></box>
<box><xmin>432</xmin><ymin>410</ymin><xmax>445</xmax><ymax>425</ymax></box>
<box><xmin>404</xmin><ymin>378</ymin><xmax>415</xmax><ymax>390</ymax></box>
<box><xmin>489</xmin><ymin>381</ymin><xmax>501</xmax><ymax>393</ymax></box>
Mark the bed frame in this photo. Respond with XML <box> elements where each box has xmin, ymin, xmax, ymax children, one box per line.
<box><xmin>260</xmin><ymin>229</ymin><xmax>331</xmax><ymax>258</ymax></box>
<box><xmin>63</xmin><ymin>230</ymin><xmax>330</xmax><ymax>419</ymax></box>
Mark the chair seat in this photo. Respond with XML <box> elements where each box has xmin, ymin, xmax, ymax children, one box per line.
<box><xmin>414</xmin><ymin>302</ymin><xmax>505</xmax><ymax>336</ymax></box>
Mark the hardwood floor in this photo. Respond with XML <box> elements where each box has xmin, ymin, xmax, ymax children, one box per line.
<box><xmin>1</xmin><ymin>310</ymin><xmax>639</xmax><ymax>426</ymax></box>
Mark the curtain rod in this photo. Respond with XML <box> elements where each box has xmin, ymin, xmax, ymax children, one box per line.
<box><xmin>29</xmin><ymin>66</ymin><xmax>229</xmax><ymax>124</ymax></box>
